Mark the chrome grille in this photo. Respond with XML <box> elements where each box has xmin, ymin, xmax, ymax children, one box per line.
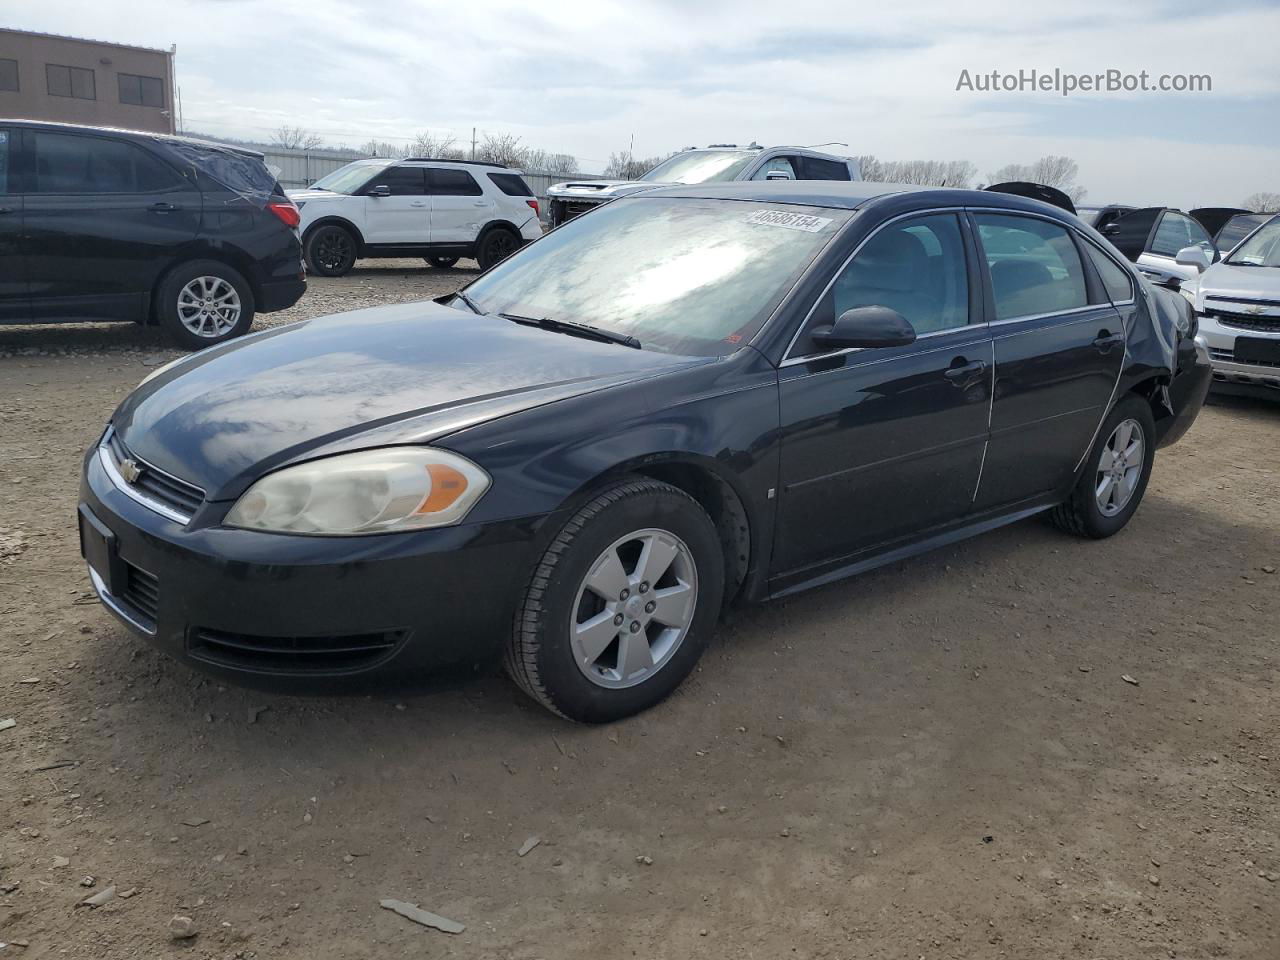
<box><xmin>102</xmin><ymin>429</ymin><xmax>204</xmax><ymax>521</ymax></box>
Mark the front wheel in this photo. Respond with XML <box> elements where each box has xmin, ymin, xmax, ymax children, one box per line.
<box><xmin>304</xmin><ymin>224</ymin><xmax>357</xmax><ymax>277</ymax></box>
<box><xmin>505</xmin><ymin>478</ymin><xmax>725</xmax><ymax>723</ymax></box>
<box><xmin>424</xmin><ymin>255</ymin><xmax>459</xmax><ymax>269</ymax></box>
<box><xmin>476</xmin><ymin>228</ymin><xmax>520</xmax><ymax>271</ymax></box>
<box><xmin>1048</xmin><ymin>394</ymin><xmax>1156</xmax><ymax>539</ymax></box>
<box><xmin>156</xmin><ymin>260</ymin><xmax>255</xmax><ymax>350</ymax></box>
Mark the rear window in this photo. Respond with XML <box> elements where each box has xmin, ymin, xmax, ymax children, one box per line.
<box><xmin>488</xmin><ymin>172</ymin><xmax>533</xmax><ymax>197</ymax></box>
<box><xmin>798</xmin><ymin>156</ymin><xmax>851</xmax><ymax>181</ymax></box>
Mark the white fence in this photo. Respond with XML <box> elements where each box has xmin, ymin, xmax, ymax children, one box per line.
<box><xmin>261</xmin><ymin>148</ymin><xmax>606</xmax><ymax>218</ymax></box>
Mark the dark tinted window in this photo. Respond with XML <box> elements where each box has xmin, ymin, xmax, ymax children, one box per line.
<box><xmin>363</xmin><ymin>166</ymin><xmax>426</xmax><ymax>196</ymax></box>
<box><xmin>1151</xmin><ymin>211</ymin><xmax>1213</xmax><ymax>257</ymax></box>
<box><xmin>487</xmin><ymin>172</ymin><xmax>533</xmax><ymax>196</ymax></box>
<box><xmin>1083</xmin><ymin>242</ymin><xmax>1134</xmax><ymax>303</ymax></box>
<box><xmin>798</xmin><ymin>156</ymin><xmax>852</xmax><ymax>181</ymax></box>
<box><xmin>976</xmin><ymin>214</ymin><xmax>1088</xmax><ymax>319</ymax></box>
<box><xmin>0</xmin><ymin>59</ymin><xmax>17</xmax><ymax>92</ymax></box>
<box><xmin>1217</xmin><ymin>215</ymin><xmax>1268</xmax><ymax>253</ymax></box>
<box><xmin>33</xmin><ymin>132</ymin><xmax>183</xmax><ymax>194</ymax></box>
<box><xmin>46</xmin><ymin>63</ymin><xmax>95</xmax><ymax>100</ymax></box>
<box><xmin>797</xmin><ymin>214</ymin><xmax>969</xmax><ymax>355</ymax></box>
<box><xmin>118</xmin><ymin>73</ymin><xmax>164</xmax><ymax>107</ymax></box>
<box><xmin>428</xmin><ymin>168</ymin><xmax>482</xmax><ymax>196</ymax></box>
<box><xmin>0</xmin><ymin>130</ymin><xmax>9</xmax><ymax>194</ymax></box>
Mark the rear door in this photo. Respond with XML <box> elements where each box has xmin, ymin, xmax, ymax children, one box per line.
<box><xmin>774</xmin><ymin>212</ymin><xmax>992</xmax><ymax>580</ymax></box>
<box><xmin>23</xmin><ymin>129</ymin><xmax>201</xmax><ymax>321</ymax></box>
<box><xmin>971</xmin><ymin>211</ymin><xmax>1125</xmax><ymax>510</ymax></box>
<box><xmin>427</xmin><ymin>168</ymin><xmax>489</xmax><ymax>243</ymax></box>
<box><xmin>360</xmin><ymin>165</ymin><xmax>429</xmax><ymax>245</ymax></box>
<box><xmin>0</xmin><ymin>127</ymin><xmax>26</xmax><ymax>321</ymax></box>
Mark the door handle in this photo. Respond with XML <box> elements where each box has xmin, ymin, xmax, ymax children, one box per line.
<box><xmin>410</xmin><ymin>201</ymin><xmax>428</xmax><ymax>207</ymax></box>
<box><xmin>944</xmin><ymin>358</ymin><xmax>986</xmax><ymax>388</ymax></box>
<box><xmin>472</xmin><ymin>200</ymin><xmax>488</xmax><ymax>207</ymax></box>
<box><xmin>148</xmin><ymin>202</ymin><xmax>179</xmax><ymax>213</ymax></box>
<box><xmin>0</xmin><ymin>206</ymin><xmax>14</xmax><ymax>215</ymax></box>
<box><xmin>1093</xmin><ymin>330</ymin><xmax>1124</xmax><ymax>353</ymax></box>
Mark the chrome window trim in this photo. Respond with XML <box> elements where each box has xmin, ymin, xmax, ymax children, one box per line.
<box><xmin>1076</xmin><ymin>235</ymin><xmax>1137</xmax><ymax>306</ymax></box>
<box><xmin>87</xmin><ymin>565</ymin><xmax>157</xmax><ymax>636</ymax></box>
<box><xmin>778</xmin><ymin>206</ymin><xmax>972</xmax><ymax>364</ymax></box>
<box><xmin>987</xmin><ymin>304</ymin><xmax>1102</xmax><ymax>329</ymax></box>
<box><xmin>98</xmin><ymin>440</ymin><xmax>193</xmax><ymax>525</ymax></box>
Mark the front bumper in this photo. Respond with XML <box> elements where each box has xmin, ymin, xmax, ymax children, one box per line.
<box><xmin>78</xmin><ymin>442</ymin><xmax>541</xmax><ymax>686</ymax></box>
<box><xmin>1197</xmin><ymin>311</ymin><xmax>1280</xmax><ymax>395</ymax></box>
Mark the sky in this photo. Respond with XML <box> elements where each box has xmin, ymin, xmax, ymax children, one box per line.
<box><xmin>6</xmin><ymin>0</ymin><xmax>1278</xmax><ymax>206</ymax></box>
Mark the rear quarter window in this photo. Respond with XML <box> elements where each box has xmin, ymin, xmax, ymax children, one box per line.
<box><xmin>487</xmin><ymin>172</ymin><xmax>533</xmax><ymax>196</ymax></box>
<box><xmin>798</xmin><ymin>156</ymin><xmax>851</xmax><ymax>181</ymax></box>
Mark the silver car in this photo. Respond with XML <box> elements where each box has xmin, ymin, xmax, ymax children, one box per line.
<box><xmin>546</xmin><ymin>145</ymin><xmax>860</xmax><ymax>226</ymax></box>
<box><xmin>1178</xmin><ymin>215</ymin><xmax>1280</xmax><ymax>396</ymax></box>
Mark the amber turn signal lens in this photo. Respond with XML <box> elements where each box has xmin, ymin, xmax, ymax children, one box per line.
<box><xmin>417</xmin><ymin>463</ymin><xmax>469</xmax><ymax>514</ymax></box>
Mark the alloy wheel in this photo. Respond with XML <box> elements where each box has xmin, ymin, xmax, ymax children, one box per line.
<box><xmin>176</xmin><ymin>276</ymin><xmax>241</xmax><ymax>339</ymax></box>
<box><xmin>1095</xmin><ymin>417</ymin><xmax>1145</xmax><ymax>517</ymax></box>
<box><xmin>570</xmin><ymin>528</ymin><xmax>699</xmax><ymax>689</ymax></box>
<box><xmin>314</xmin><ymin>230</ymin><xmax>352</xmax><ymax>272</ymax></box>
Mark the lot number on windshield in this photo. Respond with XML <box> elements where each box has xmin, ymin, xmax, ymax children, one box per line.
<box><xmin>746</xmin><ymin>210</ymin><xmax>833</xmax><ymax>233</ymax></box>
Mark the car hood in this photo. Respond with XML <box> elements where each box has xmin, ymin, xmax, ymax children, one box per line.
<box><xmin>287</xmin><ymin>188</ymin><xmax>345</xmax><ymax>204</ymax></box>
<box><xmin>547</xmin><ymin>179</ymin><xmax>664</xmax><ymax>200</ymax></box>
<box><xmin>1192</xmin><ymin>262</ymin><xmax>1280</xmax><ymax>304</ymax></box>
<box><xmin>113</xmin><ymin>302</ymin><xmax>702</xmax><ymax>499</ymax></box>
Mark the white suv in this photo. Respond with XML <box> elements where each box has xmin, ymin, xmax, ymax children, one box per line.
<box><xmin>289</xmin><ymin>158</ymin><xmax>543</xmax><ymax>276</ymax></box>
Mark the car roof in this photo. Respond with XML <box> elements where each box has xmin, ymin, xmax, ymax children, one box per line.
<box><xmin>0</xmin><ymin>118</ymin><xmax>266</xmax><ymax>159</ymax></box>
<box><xmin>634</xmin><ymin>180</ymin><xmax>1081</xmax><ymax>219</ymax></box>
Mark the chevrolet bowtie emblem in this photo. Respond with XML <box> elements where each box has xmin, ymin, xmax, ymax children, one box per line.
<box><xmin>1247</xmin><ymin>305</ymin><xmax>1264</xmax><ymax>315</ymax></box>
<box><xmin>119</xmin><ymin>458</ymin><xmax>143</xmax><ymax>485</ymax></box>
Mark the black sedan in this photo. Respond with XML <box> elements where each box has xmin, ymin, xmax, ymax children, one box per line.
<box><xmin>79</xmin><ymin>182</ymin><xmax>1211</xmax><ymax>722</ymax></box>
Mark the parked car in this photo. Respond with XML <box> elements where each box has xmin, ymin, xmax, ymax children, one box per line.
<box><xmin>546</xmin><ymin>144</ymin><xmax>860</xmax><ymax>226</ymax></box>
<box><xmin>1075</xmin><ymin>204</ymin><xmax>1135</xmax><ymax>232</ymax></box>
<box><xmin>79</xmin><ymin>182</ymin><xmax>1209</xmax><ymax>722</ymax></box>
<box><xmin>1178</xmin><ymin>213</ymin><xmax>1280</xmax><ymax>397</ymax></box>
<box><xmin>0</xmin><ymin>119</ymin><xmax>305</xmax><ymax>349</ymax></box>
<box><xmin>290</xmin><ymin>158</ymin><xmax>542</xmax><ymax>277</ymax></box>
<box><xmin>1101</xmin><ymin>206</ymin><xmax>1219</xmax><ymax>287</ymax></box>
<box><xmin>1207</xmin><ymin>212</ymin><xmax>1271</xmax><ymax>255</ymax></box>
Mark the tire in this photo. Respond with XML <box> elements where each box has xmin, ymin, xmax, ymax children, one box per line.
<box><xmin>506</xmin><ymin>478</ymin><xmax>725</xmax><ymax>723</ymax></box>
<box><xmin>155</xmin><ymin>260</ymin><xmax>255</xmax><ymax>351</ymax></box>
<box><xmin>304</xmin><ymin>224</ymin><xmax>357</xmax><ymax>277</ymax></box>
<box><xmin>1048</xmin><ymin>394</ymin><xmax>1157</xmax><ymax>539</ymax></box>
<box><xmin>476</xmin><ymin>227</ymin><xmax>520</xmax><ymax>271</ymax></box>
<box><xmin>424</xmin><ymin>256</ymin><xmax>459</xmax><ymax>269</ymax></box>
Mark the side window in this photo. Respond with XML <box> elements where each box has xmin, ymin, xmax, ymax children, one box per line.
<box><xmin>364</xmin><ymin>166</ymin><xmax>426</xmax><ymax>196</ymax></box>
<box><xmin>0</xmin><ymin>59</ymin><xmax>18</xmax><ymax>92</ymax></box>
<box><xmin>798</xmin><ymin>156</ymin><xmax>852</xmax><ymax>181</ymax></box>
<box><xmin>1083</xmin><ymin>242</ymin><xmax>1135</xmax><ymax>303</ymax></box>
<box><xmin>975</xmin><ymin>214</ymin><xmax>1088</xmax><ymax>320</ymax></box>
<box><xmin>752</xmin><ymin>157</ymin><xmax>797</xmax><ymax>181</ymax></box>
<box><xmin>0</xmin><ymin>131</ymin><xmax>9</xmax><ymax>195</ymax></box>
<box><xmin>118</xmin><ymin>73</ymin><xmax>165</xmax><ymax>108</ymax></box>
<box><xmin>428</xmin><ymin>168</ymin><xmax>482</xmax><ymax>196</ymax></box>
<box><xmin>33</xmin><ymin>132</ymin><xmax>183</xmax><ymax>194</ymax></box>
<box><xmin>796</xmin><ymin>214</ymin><xmax>970</xmax><ymax>356</ymax></box>
<box><xmin>1151</xmin><ymin>211</ymin><xmax>1213</xmax><ymax>257</ymax></box>
<box><xmin>46</xmin><ymin>64</ymin><xmax>95</xmax><ymax>100</ymax></box>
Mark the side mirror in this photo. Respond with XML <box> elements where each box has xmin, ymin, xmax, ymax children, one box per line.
<box><xmin>1174</xmin><ymin>245</ymin><xmax>1211</xmax><ymax>273</ymax></box>
<box><xmin>765</xmin><ymin>170</ymin><xmax>794</xmax><ymax>181</ymax></box>
<box><xmin>1101</xmin><ymin>222</ymin><xmax>1121</xmax><ymax>236</ymax></box>
<box><xmin>368</xmin><ymin>184</ymin><xmax>391</xmax><ymax>198</ymax></box>
<box><xmin>811</xmin><ymin>306</ymin><xmax>917</xmax><ymax>349</ymax></box>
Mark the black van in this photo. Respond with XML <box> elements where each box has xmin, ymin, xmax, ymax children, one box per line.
<box><xmin>0</xmin><ymin>120</ymin><xmax>305</xmax><ymax>349</ymax></box>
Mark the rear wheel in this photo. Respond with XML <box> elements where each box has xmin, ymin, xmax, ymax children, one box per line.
<box><xmin>424</xmin><ymin>255</ymin><xmax>459</xmax><ymax>269</ymax></box>
<box><xmin>305</xmin><ymin>224</ymin><xmax>357</xmax><ymax>277</ymax></box>
<box><xmin>476</xmin><ymin>227</ymin><xmax>520</xmax><ymax>271</ymax></box>
<box><xmin>1048</xmin><ymin>394</ymin><xmax>1156</xmax><ymax>539</ymax></box>
<box><xmin>156</xmin><ymin>260</ymin><xmax>255</xmax><ymax>350</ymax></box>
<box><xmin>505</xmin><ymin>478</ymin><xmax>724</xmax><ymax>723</ymax></box>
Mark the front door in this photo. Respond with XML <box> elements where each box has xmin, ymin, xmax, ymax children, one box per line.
<box><xmin>971</xmin><ymin>212</ymin><xmax>1126</xmax><ymax>510</ymax></box>
<box><xmin>0</xmin><ymin>128</ymin><xmax>26</xmax><ymax>321</ymax></box>
<box><xmin>774</xmin><ymin>213</ymin><xmax>992</xmax><ymax>581</ymax></box>
<box><xmin>361</xmin><ymin>165</ymin><xmax>430</xmax><ymax>245</ymax></box>
<box><xmin>427</xmin><ymin>168</ymin><xmax>491</xmax><ymax>244</ymax></box>
<box><xmin>22</xmin><ymin>129</ymin><xmax>201</xmax><ymax>321</ymax></box>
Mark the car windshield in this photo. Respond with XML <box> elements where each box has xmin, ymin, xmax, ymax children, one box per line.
<box><xmin>640</xmin><ymin>151</ymin><xmax>758</xmax><ymax>184</ymax></box>
<box><xmin>462</xmin><ymin>197</ymin><xmax>850</xmax><ymax>356</ymax></box>
<box><xmin>309</xmin><ymin>160</ymin><xmax>392</xmax><ymax>194</ymax></box>
<box><xmin>1226</xmin><ymin>216</ymin><xmax>1280</xmax><ymax>267</ymax></box>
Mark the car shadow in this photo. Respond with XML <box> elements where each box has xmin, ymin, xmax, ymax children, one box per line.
<box><xmin>0</xmin><ymin>320</ymin><xmax>172</xmax><ymax>355</ymax></box>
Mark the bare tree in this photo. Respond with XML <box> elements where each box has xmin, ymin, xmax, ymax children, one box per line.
<box><xmin>603</xmin><ymin>151</ymin><xmax>662</xmax><ymax>179</ymax></box>
<box><xmin>270</xmin><ymin>125</ymin><xmax>324</xmax><ymax>151</ymax></box>
<box><xmin>407</xmin><ymin>131</ymin><xmax>464</xmax><ymax>160</ymax></box>
<box><xmin>543</xmin><ymin>153</ymin><xmax>580</xmax><ymax>176</ymax></box>
<box><xmin>854</xmin><ymin>156</ymin><xmax>975</xmax><ymax>187</ymax></box>
<box><xmin>989</xmin><ymin>155</ymin><xmax>1087</xmax><ymax>203</ymax></box>
<box><xmin>1242</xmin><ymin>191</ymin><xmax>1280</xmax><ymax>213</ymax></box>
<box><xmin>360</xmin><ymin>139</ymin><xmax>408</xmax><ymax>158</ymax></box>
<box><xmin>476</xmin><ymin>132</ymin><xmax>528</xmax><ymax>167</ymax></box>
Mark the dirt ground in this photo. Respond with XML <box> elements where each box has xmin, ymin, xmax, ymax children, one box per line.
<box><xmin>1</xmin><ymin>261</ymin><xmax>1277</xmax><ymax>959</ymax></box>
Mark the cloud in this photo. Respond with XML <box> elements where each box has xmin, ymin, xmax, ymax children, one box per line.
<box><xmin>5</xmin><ymin>0</ymin><xmax>1277</xmax><ymax>204</ymax></box>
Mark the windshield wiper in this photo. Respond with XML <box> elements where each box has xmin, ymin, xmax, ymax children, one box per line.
<box><xmin>499</xmin><ymin>312</ymin><xmax>641</xmax><ymax>349</ymax></box>
<box><xmin>453</xmin><ymin>290</ymin><xmax>483</xmax><ymax>314</ymax></box>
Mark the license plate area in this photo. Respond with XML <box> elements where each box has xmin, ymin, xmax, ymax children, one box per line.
<box><xmin>1234</xmin><ymin>337</ymin><xmax>1280</xmax><ymax>365</ymax></box>
<box><xmin>78</xmin><ymin>504</ymin><xmax>122</xmax><ymax>596</ymax></box>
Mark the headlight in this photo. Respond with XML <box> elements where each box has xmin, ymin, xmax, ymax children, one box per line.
<box><xmin>138</xmin><ymin>355</ymin><xmax>187</xmax><ymax>387</ymax></box>
<box><xmin>225</xmin><ymin>448</ymin><xmax>490</xmax><ymax>535</ymax></box>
